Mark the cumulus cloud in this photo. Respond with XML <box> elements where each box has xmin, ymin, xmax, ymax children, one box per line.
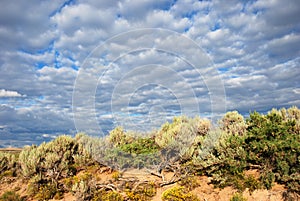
<box><xmin>0</xmin><ymin>89</ymin><xmax>25</xmax><ymax>98</ymax></box>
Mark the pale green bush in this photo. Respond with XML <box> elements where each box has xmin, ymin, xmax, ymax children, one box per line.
<box><xmin>219</xmin><ymin>111</ymin><xmax>247</xmax><ymax>136</ymax></box>
<box><xmin>19</xmin><ymin>145</ymin><xmax>42</xmax><ymax>177</ymax></box>
<box><xmin>0</xmin><ymin>152</ymin><xmax>18</xmax><ymax>174</ymax></box>
<box><xmin>155</xmin><ymin>116</ymin><xmax>211</xmax><ymax>163</ymax></box>
<box><xmin>19</xmin><ymin>135</ymin><xmax>91</xmax><ymax>180</ymax></box>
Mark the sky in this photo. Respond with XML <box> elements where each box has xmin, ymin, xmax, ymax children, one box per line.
<box><xmin>0</xmin><ymin>0</ymin><xmax>299</xmax><ymax>147</ymax></box>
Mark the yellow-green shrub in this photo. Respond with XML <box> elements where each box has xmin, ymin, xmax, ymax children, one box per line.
<box><xmin>161</xmin><ymin>186</ymin><xmax>200</xmax><ymax>201</ymax></box>
<box><xmin>92</xmin><ymin>190</ymin><xmax>124</xmax><ymax>201</ymax></box>
<box><xmin>0</xmin><ymin>190</ymin><xmax>24</xmax><ymax>201</ymax></box>
<box><xmin>125</xmin><ymin>182</ymin><xmax>156</xmax><ymax>201</ymax></box>
<box><xmin>219</xmin><ymin>111</ymin><xmax>247</xmax><ymax>136</ymax></box>
<box><xmin>155</xmin><ymin>116</ymin><xmax>210</xmax><ymax>162</ymax></box>
<box><xmin>0</xmin><ymin>152</ymin><xmax>18</xmax><ymax>175</ymax></box>
<box><xmin>230</xmin><ymin>193</ymin><xmax>247</xmax><ymax>201</ymax></box>
<box><xmin>178</xmin><ymin>175</ymin><xmax>200</xmax><ymax>191</ymax></box>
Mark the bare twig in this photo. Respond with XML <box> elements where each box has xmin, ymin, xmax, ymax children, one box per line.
<box><xmin>96</xmin><ymin>183</ymin><xmax>118</xmax><ymax>192</ymax></box>
<box><xmin>160</xmin><ymin>177</ymin><xmax>182</xmax><ymax>187</ymax></box>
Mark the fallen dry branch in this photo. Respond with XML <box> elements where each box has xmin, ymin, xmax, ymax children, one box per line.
<box><xmin>96</xmin><ymin>183</ymin><xmax>119</xmax><ymax>192</ymax></box>
<box><xmin>160</xmin><ymin>177</ymin><xmax>182</xmax><ymax>187</ymax></box>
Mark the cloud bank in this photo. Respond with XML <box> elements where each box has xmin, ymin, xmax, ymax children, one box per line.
<box><xmin>0</xmin><ymin>0</ymin><xmax>299</xmax><ymax>147</ymax></box>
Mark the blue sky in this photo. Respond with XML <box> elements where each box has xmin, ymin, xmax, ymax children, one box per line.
<box><xmin>0</xmin><ymin>0</ymin><xmax>299</xmax><ymax>147</ymax></box>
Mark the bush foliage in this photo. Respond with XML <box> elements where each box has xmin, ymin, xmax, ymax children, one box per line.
<box><xmin>0</xmin><ymin>106</ymin><xmax>299</xmax><ymax>200</ymax></box>
<box><xmin>161</xmin><ymin>185</ymin><xmax>200</xmax><ymax>201</ymax></box>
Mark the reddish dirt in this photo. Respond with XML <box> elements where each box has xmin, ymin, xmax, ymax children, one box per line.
<box><xmin>0</xmin><ymin>168</ymin><xmax>293</xmax><ymax>201</ymax></box>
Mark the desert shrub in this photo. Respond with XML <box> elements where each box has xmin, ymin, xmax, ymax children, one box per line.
<box><xmin>161</xmin><ymin>185</ymin><xmax>200</xmax><ymax>201</ymax></box>
<box><xmin>111</xmin><ymin>170</ymin><xmax>122</xmax><ymax>181</ymax></box>
<box><xmin>118</xmin><ymin>136</ymin><xmax>159</xmax><ymax>155</ymax></box>
<box><xmin>0</xmin><ymin>190</ymin><xmax>23</xmax><ymax>201</ymax></box>
<box><xmin>92</xmin><ymin>190</ymin><xmax>124</xmax><ymax>201</ymax></box>
<box><xmin>245</xmin><ymin>108</ymin><xmax>300</xmax><ymax>192</ymax></box>
<box><xmin>178</xmin><ymin>175</ymin><xmax>200</xmax><ymax>191</ymax></box>
<box><xmin>219</xmin><ymin>111</ymin><xmax>247</xmax><ymax>136</ymax></box>
<box><xmin>18</xmin><ymin>135</ymin><xmax>93</xmax><ymax>199</ymax></box>
<box><xmin>35</xmin><ymin>183</ymin><xmax>62</xmax><ymax>201</ymax></box>
<box><xmin>109</xmin><ymin>127</ymin><xmax>134</xmax><ymax>146</ymax></box>
<box><xmin>67</xmin><ymin>172</ymin><xmax>96</xmax><ymax>201</ymax></box>
<box><xmin>76</xmin><ymin>134</ymin><xmax>111</xmax><ymax>164</ymax></box>
<box><xmin>63</xmin><ymin>172</ymin><xmax>94</xmax><ymax>194</ymax></box>
<box><xmin>213</xmin><ymin>172</ymin><xmax>261</xmax><ymax>193</ymax></box>
<box><xmin>155</xmin><ymin>116</ymin><xmax>209</xmax><ymax>163</ymax></box>
<box><xmin>194</xmin><ymin>128</ymin><xmax>248</xmax><ymax>189</ymax></box>
<box><xmin>259</xmin><ymin>170</ymin><xmax>275</xmax><ymax>190</ymax></box>
<box><xmin>26</xmin><ymin>174</ymin><xmax>62</xmax><ymax>200</ymax></box>
<box><xmin>197</xmin><ymin>107</ymin><xmax>299</xmax><ymax>193</ymax></box>
<box><xmin>287</xmin><ymin>106</ymin><xmax>300</xmax><ymax>120</ymax></box>
<box><xmin>230</xmin><ymin>193</ymin><xmax>247</xmax><ymax>201</ymax></box>
<box><xmin>19</xmin><ymin>135</ymin><xmax>91</xmax><ymax>180</ymax></box>
<box><xmin>110</xmin><ymin>129</ymin><xmax>160</xmax><ymax>156</ymax></box>
<box><xmin>244</xmin><ymin>175</ymin><xmax>261</xmax><ymax>193</ymax></box>
<box><xmin>197</xmin><ymin>118</ymin><xmax>211</xmax><ymax>136</ymax></box>
<box><xmin>155</xmin><ymin>116</ymin><xmax>193</xmax><ymax>148</ymax></box>
<box><xmin>282</xmin><ymin>190</ymin><xmax>300</xmax><ymax>201</ymax></box>
<box><xmin>0</xmin><ymin>152</ymin><xmax>18</xmax><ymax>175</ymax></box>
<box><xmin>18</xmin><ymin>145</ymin><xmax>42</xmax><ymax>177</ymax></box>
<box><xmin>72</xmin><ymin>180</ymin><xmax>93</xmax><ymax>201</ymax></box>
<box><xmin>78</xmin><ymin>131</ymin><xmax>161</xmax><ymax>169</ymax></box>
<box><xmin>125</xmin><ymin>182</ymin><xmax>156</xmax><ymax>201</ymax></box>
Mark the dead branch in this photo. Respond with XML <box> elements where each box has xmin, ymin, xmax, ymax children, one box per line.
<box><xmin>160</xmin><ymin>177</ymin><xmax>182</xmax><ymax>187</ymax></box>
<box><xmin>96</xmin><ymin>183</ymin><xmax>118</xmax><ymax>192</ymax></box>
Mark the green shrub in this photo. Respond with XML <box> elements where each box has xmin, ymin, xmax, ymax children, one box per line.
<box><xmin>195</xmin><ymin>128</ymin><xmax>247</xmax><ymax>189</ymax></box>
<box><xmin>230</xmin><ymin>193</ymin><xmax>247</xmax><ymax>201</ymax></box>
<box><xmin>162</xmin><ymin>186</ymin><xmax>200</xmax><ymax>201</ymax></box>
<box><xmin>155</xmin><ymin>116</ymin><xmax>208</xmax><ymax>163</ymax></box>
<box><xmin>118</xmin><ymin>136</ymin><xmax>159</xmax><ymax>155</ymax></box>
<box><xmin>35</xmin><ymin>183</ymin><xmax>61</xmax><ymax>201</ymax></box>
<box><xmin>219</xmin><ymin>111</ymin><xmax>247</xmax><ymax>136</ymax></box>
<box><xmin>244</xmin><ymin>175</ymin><xmax>261</xmax><ymax>193</ymax></box>
<box><xmin>72</xmin><ymin>180</ymin><xmax>93</xmax><ymax>201</ymax></box>
<box><xmin>19</xmin><ymin>135</ymin><xmax>91</xmax><ymax>180</ymax></box>
<box><xmin>0</xmin><ymin>152</ymin><xmax>18</xmax><ymax>175</ymax></box>
<box><xmin>196</xmin><ymin>118</ymin><xmax>211</xmax><ymax>136</ymax></box>
<box><xmin>245</xmin><ymin>108</ymin><xmax>300</xmax><ymax>192</ymax></box>
<box><xmin>260</xmin><ymin>170</ymin><xmax>275</xmax><ymax>190</ymax></box>
<box><xmin>92</xmin><ymin>190</ymin><xmax>124</xmax><ymax>201</ymax></box>
<box><xmin>125</xmin><ymin>182</ymin><xmax>156</xmax><ymax>201</ymax></box>
<box><xmin>18</xmin><ymin>135</ymin><xmax>93</xmax><ymax>200</ymax></box>
<box><xmin>0</xmin><ymin>190</ymin><xmax>23</xmax><ymax>201</ymax></box>
<box><xmin>178</xmin><ymin>175</ymin><xmax>200</xmax><ymax>191</ymax></box>
<box><xmin>109</xmin><ymin>126</ymin><xmax>134</xmax><ymax>146</ymax></box>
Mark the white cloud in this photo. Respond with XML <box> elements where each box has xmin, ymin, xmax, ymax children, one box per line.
<box><xmin>0</xmin><ymin>89</ymin><xmax>25</xmax><ymax>98</ymax></box>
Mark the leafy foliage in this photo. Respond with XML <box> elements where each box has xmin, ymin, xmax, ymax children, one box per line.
<box><xmin>92</xmin><ymin>190</ymin><xmax>124</xmax><ymax>201</ymax></box>
<box><xmin>219</xmin><ymin>111</ymin><xmax>247</xmax><ymax>136</ymax></box>
<box><xmin>0</xmin><ymin>107</ymin><xmax>299</xmax><ymax>200</ymax></box>
<box><xmin>0</xmin><ymin>152</ymin><xmax>18</xmax><ymax>178</ymax></box>
<box><xmin>230</xmin><ymin>193</ymin><xmax>247</xmax><ymax>201</ymax></box>
<box><xmin>155</xmin><ymin>116</ymin><xmax>210</xmax><ymax>163</ymax></box>
<box><xmin>19</xmin><ymin>135</ymin><xmax>91</xmax><ymax>179</ymax></box>
<box><xmin>178</xmin><ymin>175</ymin><xmax>200</xmax><ymax>191</ymax></box>
<box><xmin>161</xmin><ymin>185</ymin><xmax>200</xmax><ymax>201</ymax></box>
<box><xmin>18</xmin><ymin>135</ymin><xmax>92</xmax><ymax>200</ymax></box>
<box><xmin>125</xmin><ymin>182</ymin><xmax>156</xmax><ymax>201</ymax></box>
<box><xmin>245</xmin><ymin>108</ymin><xmax>300</xmax><ymax>192</ymax></box>
<box><xmin>0</xmin><ymin>190</ymin><xmax>24</xmax><ymax>201</ymax></box>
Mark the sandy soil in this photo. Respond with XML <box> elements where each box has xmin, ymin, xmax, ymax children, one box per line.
<box><xmin>0</xmin><ymin>168</ymin><xmax>296</xmax><ymax>201</ymax></box>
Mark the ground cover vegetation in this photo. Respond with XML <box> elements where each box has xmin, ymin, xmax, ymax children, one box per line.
<box><xmin>0</xmin><ymin>106</ymin><xmax>299</xmax><ymax>200</ymax></box>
